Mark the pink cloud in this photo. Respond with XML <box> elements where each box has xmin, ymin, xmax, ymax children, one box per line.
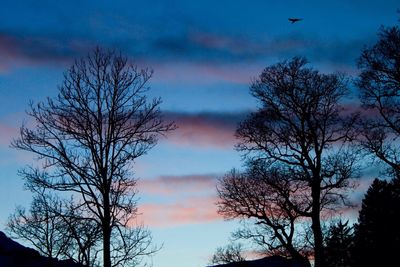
<box><xmin>0</xmin><ymin>123</ymin><xmax>18</xmax><ymax>146</ymax></box>
<box><xmin>168</xmin><ymin>120</ymin><xmax>235</xmax><ymax>148</ymax></box>
<box><xmin>163</xmin><ymin>112</ymin><xmax>249</xmax><ymax>149</ymax></box>
<box><xmin>137</xmin><ymin>174</ymin><xmax>223</xmax><ymax>227</ymax></box>
<box><xmin>197</xmin><ymin>63</ymin><xmax>259</xmax><ymax>85</ymax></box>
<box><xmin>138</xmin><ymin>195</ymin><xmax>222</xmax><ymax>228</ymax></box>
<box><xmin>335</xmin><ymin>205</ymin><xmax>360</xmax><ymax>219</ymax></box>
<box><xmin>139</xmin><ymin>174</ymin><xmax>217</xmax><ymax>196</ymax></box>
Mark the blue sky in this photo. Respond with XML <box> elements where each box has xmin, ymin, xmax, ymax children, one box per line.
<box><xmin>0</xmin><ymin>1</ymin><xmax>399</xmax><ymax>266</ymax></box>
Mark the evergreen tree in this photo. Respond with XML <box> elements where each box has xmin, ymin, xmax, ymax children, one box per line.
<box><xmin>352</xmin><ymin>178</ymin><xmax>400</xmax><ymax>267</ymax></box>
<box><xmin>325</xmin><ymin>220</ymin><xmax>353</xmax><ymax>267</ymax></box>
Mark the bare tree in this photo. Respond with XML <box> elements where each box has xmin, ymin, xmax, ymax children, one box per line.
<box><xmin>218</xmin><ymin>164</ymin><xmax>312</xmax><ymax>267</ymax></box>
<box><xmin>7</xmin><ymin>190</ymin><xmax>102</xmax><ymax>266</ymax></box>
<box><xmin>357</xmin><ymin>25</ymin><xmax>400</xmax><ymax>176</ymax></box>
<box><xmin>12</xmin><ymin>48</ymin><xmax>175</xmax><ymax>267</ymax></box>
<box><xmin>217</xmin><ymin>57</ymin><xmax>358</xmax><ymax>267</ymax></box>
<box><xmin>7</xmin><ymin>190</ymin><xmax>72</xmax><ymax>259</ymax></box>
<box><xmin>210</xmin><ymin>243</ymin><xmax>246</xmax><ymax>265</ymax></box>
<box><xmin>61</xmin><ymin>198</ymin><xmax>102</xmax><ymax>266</ymax></box>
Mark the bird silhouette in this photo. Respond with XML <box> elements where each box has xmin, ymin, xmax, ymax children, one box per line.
<box><xmin>288</xmin><ymin>18</ymin><xmax>303</xmax><ymax>24</ymax></box>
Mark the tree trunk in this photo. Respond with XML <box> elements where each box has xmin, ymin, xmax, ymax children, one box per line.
<box><xmin>289</xmin><ymin>248</ymin><xmax>311</xmax><ymax>267</ymax></box>
<box><xmin>311</xmin><ymin>184</ymin><xmax>325</xmax><ymax>267</ymax></box>
<box><xmin>103</xmin><ymin>188</ymin><xmax>112</xmax><ymax>267</ymax></box>
<box><xmin>297</xmin><ymin>257</ymin><xmax>312</xmax><ymax>267</ymax></box>
<box><xmin>103</xmin><ymin>225</ymin><xmax>111</xmax><ymax>267</ymax></box>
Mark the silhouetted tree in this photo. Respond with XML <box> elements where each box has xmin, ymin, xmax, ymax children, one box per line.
<box><xmin>324</xmin><ymin>220</ymin><xmax>353</xmax><ymax>267</ymax></box>
<box><xmin>7</xmin><ymin>190</ymin><xmax>102</xmax><ymax>266</ymax></box>
<box><xmin>7</xmin><ymin>191</ymin><xmax>72</xmax><ymax>259</ymax></box>
<box><xmin>218</xmin><ymin>165</ymin><xmax>311</xmax><ymax>267</ymax></box>
<box><xmin>60</xmin><ymin>198</ymin><xmax>102</xmax><ymax>266</ymax></box>
<box><xmin>210</xmin><ymin>243</ymin><xmax>246</xmax><ymax>265</ymax></box>
<box><xmin>12</xmin><ymin>48</ymin><xmax>175</xmax><ymax>267</ymax></box>
<box><xmin>352</xmin><ymin>178</ymin><xmax>400</xmax><ymax>267</ymax></box>
<box><xmin>354</xmin><ymin>24</ymin><xmax>400</xmax><ymax>266</ymax></box>
<box><xmin>217</xmin><ymin>57</ymin><xmax>359</xmax><ymax>267</ymax></box>
<box><xmin>357</xmin><ymin>25</ymin><xmax>400</xmax><ymax>176</ymax></box>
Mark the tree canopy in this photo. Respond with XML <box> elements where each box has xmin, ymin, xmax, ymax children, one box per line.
<box><xmin>11</xmin><ymin>48</ymin><xmax>175</xmax><ymax>267</ymax></box>
<box><xmin>217</xmin><ymin>57</ymin><xmax>359</xmax><ymax>267</ymax></box>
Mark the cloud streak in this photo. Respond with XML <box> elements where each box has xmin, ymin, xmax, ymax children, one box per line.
<box><xmin>138</xmin><ymin>195</ymin><xmax>221</xmax><ymax>228</ymax></box>
<box><xmin>139</xmin><ymin>174</ymin><xmax>217</xmax><ymax>196</ymax></box>
<box><xmin>0</xmin><ymin>23</ymin><xmax>369</xmax><ymax>75</ymax></box>
<box><xmin>137</xmin><ymin>173</ymin><xmax>222</xmax><ymax>227</ymax></box>
<box><xmin>163</xmin><ymin>111</ymin><xmax>249</xmax><ymax>148</ymax></box>
<box><xmin>0</xmin><ymin>110</ymin><xmax>249</xmax><ymax>153</ymax></box>
<box><xmin>0</xmin><ymin>31</ymin><xmax>94</xmax><ymax>70</ymax></box>
<box><xmin>160</xmin><ymin>104</ymin><xmax>374</xmax><ymax>149</ymax></box>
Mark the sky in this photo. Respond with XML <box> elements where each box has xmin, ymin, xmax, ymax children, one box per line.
<box><xmin>0</xmin><ymin>1</ymin><xmax>399</xmax><ymax>266</ymax></box>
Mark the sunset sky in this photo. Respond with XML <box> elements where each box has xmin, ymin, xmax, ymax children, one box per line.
<box><xmin>0</xmin><ymin>1</ymin><xmax>399</xmax><ymax>266</ymax></box>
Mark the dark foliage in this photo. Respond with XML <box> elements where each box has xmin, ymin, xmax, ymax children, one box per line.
<box><xmin>352</xmin><ymin>178</ymin><xmax>400</xmax><ymax>267</ymax></box>
<box><xmin>324</xmin><ymin>220</ymin><xmax>353</xmax><ymax>267</ymax></box>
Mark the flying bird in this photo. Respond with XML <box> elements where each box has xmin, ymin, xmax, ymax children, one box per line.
<box><xmin>288</xmin><ymin>18</ymin><xmax>303</xmax><ymax>24</ymax></box>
